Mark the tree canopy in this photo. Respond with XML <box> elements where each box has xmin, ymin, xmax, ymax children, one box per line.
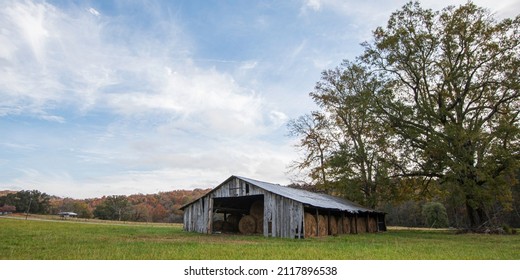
<box><xmin>0</xmin><ymin>190</ymin><xmax>51</xmax><ymax>214</ymax></box>
<box><xmin>290</xmin><ymin>1</ymin><xmax>519</xmax><ymax>227</ymax></box>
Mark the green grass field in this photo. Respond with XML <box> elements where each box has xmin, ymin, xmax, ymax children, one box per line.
<box><xmin>1</xmin><ymin>216</ymin><xmax>519</xmax><ymax>260</ymax></box>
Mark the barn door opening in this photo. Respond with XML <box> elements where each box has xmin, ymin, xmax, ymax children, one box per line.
<box><xmin>212</xmin><ymin>195</ymin><xmax>265</xmax><ymax>235</ymax></box>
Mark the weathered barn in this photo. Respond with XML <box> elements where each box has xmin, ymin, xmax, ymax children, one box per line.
<box><xmin>181</xmin><ymin>175</ymin><xmax>386</xmax><ymax>238</ymax></box>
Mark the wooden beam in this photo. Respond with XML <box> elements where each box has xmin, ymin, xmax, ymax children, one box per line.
<box><xmin>207</xmin><ymin>197</ymin><xmax>214</xmax><ymax>234</ymax></box>
<box><xmin>213</xmin><ymin>207</ymin><xmax>248</xmax><ymax>214</ymax></box>
<box><xmin>315</xmin><ymin>208</ymin><xmax>319</xmax><ymax>236</ymax></box>
<box><xmin>327</xmin><ymin>210</ymin><xmax>331</xmax><ymax>236</ymax></box>
<box><xmin>365</xmin><ymin>213</ymin><xmax>369</xmax><ymax>233</ymax></box>
<box><xmin>354</xmin><ymin>213</ymin><xmax>358</xmax><ymax>234</ymax></box>
<box><xmin>341</xmin><ymin>211</ymin><xmax>346</xmax><ymax>234</ymax></box>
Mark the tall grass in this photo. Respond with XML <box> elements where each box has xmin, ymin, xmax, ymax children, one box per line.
<box><xmin>1</xmin><ymin>217</ymin><xmax>518</xmax><ymax>260</ymax></box>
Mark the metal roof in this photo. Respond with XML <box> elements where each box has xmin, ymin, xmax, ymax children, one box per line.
<box><xmin>181</xmin><ymin>175</ymin><xmax>381</xmax><ymax>213</ymax></box>
<box><xmin>235</xmin><ymin>176</ymin><xmax>379</xmax><ymax>213</ymax></box>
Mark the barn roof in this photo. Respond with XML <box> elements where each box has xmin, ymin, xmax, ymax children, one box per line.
<box><xmin>235</xmin><ymin>176</ymin><xmax>379</xmax><ymax>213</ymax></box>
<box><xmin>182</xmin><ymin>175</ymin><xmax>381</xmax><ymax>213</ymax></box>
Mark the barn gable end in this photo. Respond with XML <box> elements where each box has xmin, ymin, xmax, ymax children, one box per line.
<box><xmin>181</xmin><ymin>175</ymin><xmax>386</xmax><ymax>238</ymax></box>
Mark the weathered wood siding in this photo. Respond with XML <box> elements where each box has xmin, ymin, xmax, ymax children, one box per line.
<box><xmin>265</xmin><ymin>193</ymin><xmax>303</xmax><ymax>238</ymax></box>
<box><xmin>183</xmin><ymin>196</ymin><xmax>211</xmax><ymax>233</ymax></box>
<box><xmin>183</xmin><ymin>177</ymin><xmax>304</xmax><ymax>238</ymax></box>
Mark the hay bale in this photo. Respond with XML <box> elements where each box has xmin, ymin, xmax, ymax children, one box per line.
<box><xmin>250</xmin><ymin>200</ymin><xmax>264</xmax><ymax>219</ymax></box>
<box><xmin>213</xmin><ymin>220</ymin><xmax>224</xmax><ymax>231</ymax></box>
<box><xmin>222</xmin><ymin>221</ymin><xmax>235</xmax><ymax>232</ymax></box>
<box><xmin>238</xmin><ymin>215</ymin><xmax>256</xmax><ymax>234</ymax></box>
<box><xmin>318</xmin><ymin>215</ymin><xmax>328</xmax><ymax>236</ymax></box>
<box><xmin>356</xmin><ymin>216</ymin><xmax>367</xmax><ymax>233</ymax></box>
<box><xmin>337</xmin><ymin>216</ymin><xmax>343</xmax><ymax>234</ymax></box>
<box><xmin>227</xmin><ymin>214</ymin><xmax>242</xmax><ymax>231</ymax></box>
<box><xmin>368</xmin><ymin>216</ymin><xmax>377</xmax><ymax>233</ymax></box>
<box><xmin>304</xmin><ymin>212</ymin><xmax>317</xmax><ymax>238</ymax></box>
<box><xmin>329</xmin><ymin>216</ymin><xmax>338</xmax><ymax>235</ymax></box>
<box><xmin>342</xmin><ymin>216</ymin><xmax>351</xmax><ymax>234</ymax></box>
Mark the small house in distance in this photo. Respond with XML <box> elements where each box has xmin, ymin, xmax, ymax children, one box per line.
<box><xmin>57</xmin><ymin>212</ymin><xmax>78</xmax><ymax>218</ymax></box>
<box><xmin>181</xmin><ymin>175</ymin><xmax>386</xmax><ymax>238</ymax></box>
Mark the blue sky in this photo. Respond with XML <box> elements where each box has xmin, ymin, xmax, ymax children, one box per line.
<box><xmin>1</xmin><ymin>0</ymin><xmax>519</xmax><ymax>198</ymax></box>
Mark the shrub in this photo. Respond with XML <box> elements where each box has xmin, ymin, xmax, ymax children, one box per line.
<box><xmin>422</xmin><ymin>202</ymin><xmax>449</xmax><ymax>228</ymax></box>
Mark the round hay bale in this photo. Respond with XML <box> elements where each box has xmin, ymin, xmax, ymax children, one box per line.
<box><xmin>318</xmin><ymin>215</ymin><xmax>328</xmax><ymax>236</ymax></box>
<box><xmin>238</xmin><ymin>215</ymin><xmax>256</xmax><ymax>234</ymax></box>
<box><xmin>250</xmin><ymin>200</ymin><xmax>264</xmax><ymax>219</ymax></box>
<box><xmin>368</xmin><ymin>216</ymin><xmax>377</xmax><ymax>233</ymax></box>
<box><xmin>329</xmin><ymin>216</ymin><xmax>338</xmax><ymax>235</ymax></box>
<box><xmin>304</xmin><ymin>212</ymin><xmax>317</xmax><ymax>238</ymax></box>
<box><xmin>336</xmin><ymin>216</ymin><xmax>343</xmax><ymax>234</ymax></box>
<box><xmin>222</xmin><ymin>221</ymin><xmax>235</xmax><ymax>232</ymax></box>
<box><xmin>213</xmin><ymin>220</ymin><xmax>224</xmax><ymax>231</ymax></box>
<box><xmin>342</xmin><ymin>216</ymin><xmax>351</xmax><ymax>234</ymax></box>
<box><xmin>356</xmin><ymin>216</ymin><xmax>367</xmax><ymax>233</ymax></box>
<box><xmin>227</xmin><ymin>214</ymin><xmax>242</xmax><ymax>231</ymax></box>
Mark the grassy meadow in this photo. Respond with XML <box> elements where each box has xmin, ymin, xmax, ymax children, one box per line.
<box><xmin>1</xmin><ymin>216</ymin><xmax>519</xmax><ymax>260</ymax></box>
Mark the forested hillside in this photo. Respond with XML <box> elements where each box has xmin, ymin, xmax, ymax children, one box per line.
<box><xmin>0</xmin><ymin>188</ymin><xmax>210</xmax><ymax>223</ymax></box>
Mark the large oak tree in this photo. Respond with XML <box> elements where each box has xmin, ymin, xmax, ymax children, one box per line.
<box><xmin>290</xmin><ymin>1</ymin><xmax>519</xmax><ymax>227</ymax></box>
<box><xmin>362</xmin><ymin>2</ymin><xmax>519</xmax><ymax>227</ymax></box>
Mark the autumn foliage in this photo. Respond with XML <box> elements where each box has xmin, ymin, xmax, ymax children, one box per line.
<box><xmin>1</xmin><ymin>188</ymin><xmax>210</xmax><ymax>223</ymax></box>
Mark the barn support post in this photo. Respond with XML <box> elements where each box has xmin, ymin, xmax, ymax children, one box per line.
<box><xmin>341</xmin><ymin>212</ymin><xmax>346</xmax><ymax>234</ymax></box>
<box><xmin>190</xmin><ymin>207</ymin><xmax>194</xmax><ymax>232</ymax></box>
<box><xmin>302</xmin><ymin>212</ymin><xmax>306</xmax><ymax>238</ymax></box>
<box><xmin>299</xmin><ymin>204</ymin><xmax>304</xmax><ymax>239</ymax></box>
<box><xmin>207</xmin><ymin>197</ymin><xmax>214</xmax><ymax>234</ymax></box>
<box><xmin>327</xmin><ymin>210</ymin><xmax>331</xmax><ymax>235</ymax></box>
<box><xmin>376</xmin><ymin>214</ymin><xmax>380</xmax><ymax>232</ymax></box>
<box><xmin>300</xmin><ymin>218</ymin><xmax>304</xmax><ymax>239</ymax></box>
<box><xmin>354</xmin><ymin>213</ymin><xmax>358</xmax><ymax>234</ymax></box>
<box><xmin>365</xmin><ymin>213</ymin><xmax>369</xmax><ymax>233</ymax></box>
<box><xmin>263</xmin><ymin>196</ymin><xmax>268</xmax><ymax>238</ymax></box>
<box><xmin>315</xmin><ymin>208</ymin><xmax>319</xmax><ymax>236</ymax></box>
<box><xmin>272</xmin><ymin>196</ymin><xmax>277</xmax><ymax>238</ymax></box>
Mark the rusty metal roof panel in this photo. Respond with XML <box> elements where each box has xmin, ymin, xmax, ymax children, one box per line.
<box><xmin>236</xmin><ymin>176</ymin><xmax>379</xmax><ymax>213</ymax></box>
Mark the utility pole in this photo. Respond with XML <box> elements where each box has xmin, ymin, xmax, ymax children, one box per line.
<box><xmin>25</xmin><ymin>197</ymin><xmax>32</xmax><ymax>220</ymax></box>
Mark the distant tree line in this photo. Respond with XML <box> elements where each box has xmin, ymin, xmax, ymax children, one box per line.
<box><xmin>0</xmin><ymin>189</ymin><xmax>210</xmax><ymax>223</ymax></box>
<box><xmin>0</xmin><ymin>190</ymin><xmax>51</xmax><ymax>214</ymax></box>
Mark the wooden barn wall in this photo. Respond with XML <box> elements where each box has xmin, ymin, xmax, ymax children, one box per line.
<box><xmin>265</xmin><ymin>192</ymin><xmax>303</xmax><ymax>238</ymax></box>
<box><xmin>183</xmin><ymin>177</ymin><xmax>304</xmax><ymax>238</ymax></box>
<box><xmin>183</xmin><ymin>196</ymin><xmax>211</xmax><ymax>233</ymax></box>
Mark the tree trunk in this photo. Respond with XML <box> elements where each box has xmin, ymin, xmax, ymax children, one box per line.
<box><xmin>466</xmin><ymin>200</ymin><xmax>477</xmax><ymax>228</ymax></box>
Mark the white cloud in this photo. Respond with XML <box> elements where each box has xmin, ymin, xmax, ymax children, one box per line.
<box><xmin>269</xmin><ymin>110</ymin><xmax>289</xmax><ymax>128</ymax></box>
<box><xmin>0</xmin><ymin>1</ymin><xmax>283</xmax><ymax>136</ymax></box>
<box><xmin>304</xmin><ymin>0</ymin><xmax>322</xmax><ymax>12</ymax></box>
<box><xmin>298</xmin><ymin>0</ymin><xmax>520</xmax><ymax>48</ymax></box>
<box><xmin>0</xmin><ymin>0</ymin><xmax>295</xmax><ymax>197</ymax></box>
<box><xmin>240</xmin><ymin>60</ymin><xmax>258</xmax><ymax>70</ymax></box>
<box><xmin>39</xmin><ymin>114</ymin><xmax>65</xmax><ymax>123</ymax></box>
<box><xmin>0</xmin><ymin>0</ymin><xmax>109</xmax><ymax>115</ymax></box>
<box><xmin>88</xmin><ymin>7</ymin><xmax>100</xmax><ymax>17</ymax></box>
<box><xmin>4</xmin><ymin>136</ymin><xmax>296</xmax><ymax>198</ymax></box>
<box><xmin>4</xmin><ymin>1</ymin><xmax>50</xmax><ymax>62</ymax></box>
<box><xmin>302</xmin><ymin>0</ymin><xmax>520</xmax><ymax>23</ymax></box>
